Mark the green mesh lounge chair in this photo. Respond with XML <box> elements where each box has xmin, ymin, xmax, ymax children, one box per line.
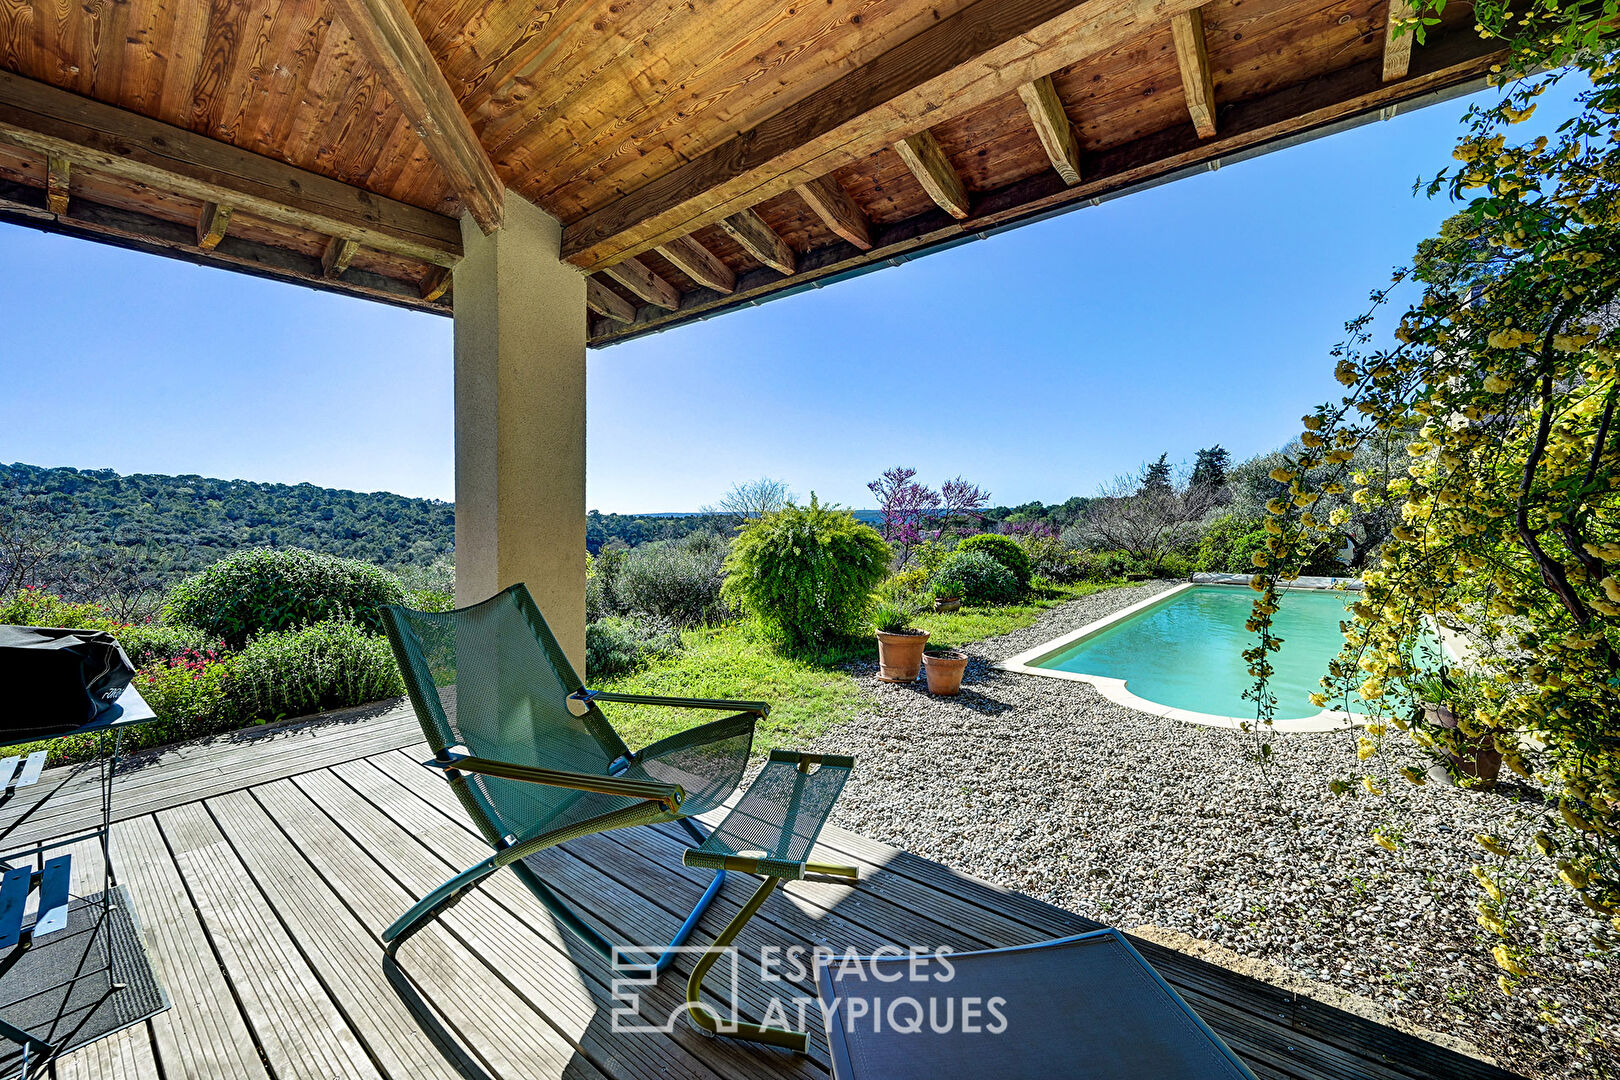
<box><xmin>378</xmin><ymin>583</ymin><xmax>763</xmax><ymax>974</ymax></box>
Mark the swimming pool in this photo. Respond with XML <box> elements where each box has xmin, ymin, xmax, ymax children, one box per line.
<box><xmin>998</xmin><ymin>583</ymin><xmax>1370</xmax><ymax>732</ymax></box>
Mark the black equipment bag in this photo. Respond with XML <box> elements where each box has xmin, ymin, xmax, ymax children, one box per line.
<box><xmin>0</xmin><ymin>625</ymin><xmax>136</xmax><ymax>739</ymax></box>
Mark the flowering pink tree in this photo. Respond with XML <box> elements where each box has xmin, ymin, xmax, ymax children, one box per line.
<box><xmin>868</xmin><ymin>468</ymin><xmax>991</xmax><ymax>565</ymax></box>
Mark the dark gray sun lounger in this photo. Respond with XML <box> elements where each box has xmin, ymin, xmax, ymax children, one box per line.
<box><xmin>816</xmin><ymin>929</ymin><xmax>1257</xmax><ymax>1080</ymax></box>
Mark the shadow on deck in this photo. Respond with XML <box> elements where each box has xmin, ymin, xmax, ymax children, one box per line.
<box><xmin>0</xmin><ymin>700</ymin><xmax>1522</xmax><ymax>1080</ymax></box>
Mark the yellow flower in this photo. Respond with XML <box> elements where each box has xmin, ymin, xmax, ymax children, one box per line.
<box><xmin>1248</xmin><ymin>575</ymin><xmax>1267</xmax><ymax>592</ymax></box>
<box><xmin>1497</xmin><ymin>974</ymin><xmax>1515</xmax><ymax>996</ymax></box>
<box><xmin>1302</xmin><ymin>414</ymin><xmax>1324</xmax><ymax>431</ymax></box>
<box><xmin>1533</xmin><ymin>832</ymin><xmax>1557</xmax><ymax>856</ymax></box>
<box><xmin>1308</xmin><ymin>692</ymin><xmax>1327</xmax><ymax>708</ymax></box>
<box><xmin>1475</xmin><ymin>834</ymin><xmax>1513</xmax><ymax>858</ymax></box>
<box><xmin>1558</xmin><ymin>861</ymin><xmax>1591</xmax><ymax>889</ymax></box>
<box><xmin>1472</xmin><ymin>865</ymin><xmax>1505</xmax><ymax>902</ymax></box>
<box><xmin>1266</xmin><ymin>498</ymin><xmax>1287</xmax><ymax>516</ymax></box>
<box><xmin>1356</xmin><ymin>737</ymin><xmax>1377</xmax><ymax>760</ymax></box>
<box><xmin>1491</xmin><ymin>946</ymin><xmax>1529</xmax><ymax>977</ymax></box>
<box><xmin>1301</xmin><ymin>431</ymin><xmax>1325</xmax><ymax>448</ymax></box>
<box><xmin>1400</xmin><ymin>766</ymin><xmax>1427</xmax><ymax>786</ymax></box>
<box><xmin>1483</xmin><ymin>374</ymin><xmax>1512</xmax><ymax>393</ymax></box>
<box><xmin>1362</xmin><ymin>776</ymin><xmax>1383</xmax><ymax>795</ymax></box>
<box><xmin>1373</xmin><ymin>832</ymin><xmax>1398</xmax><ymax>852</ymax></box>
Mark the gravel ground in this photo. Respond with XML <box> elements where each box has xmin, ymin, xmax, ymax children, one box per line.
<box><xmin>807</xmin><ymin>582</ymin><xmax>1619</xmax><ymax>1080</ymax></box>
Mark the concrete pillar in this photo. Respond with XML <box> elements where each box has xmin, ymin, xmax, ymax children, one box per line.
<box><xmin>453</xmin><ymin>194</ymin><xmax>588</xmax><ymax>670</ymax></box>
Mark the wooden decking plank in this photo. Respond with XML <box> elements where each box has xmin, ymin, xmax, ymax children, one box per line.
<box><xmin>0</xmin><ymin>705</ymin><xmax>419</xmax><ymax>851</ymax></box>
<box><xmin>301</xmin><ymin>763</ymin><xmax>781</xmax><ymax>1080</ymax></box>
<box><xmin>155</xmin><ymin>801</ymin><xmax>381</xmax><ymax>1080</ymax></box>
<box><xmin>202</xmin><ymin>788</ymin><xmax>475</xmax><ymax>1080</ymax></box>
<box><xmin>247</xmin><ymin>777</ymin><xmax>615</xmax><ymax>1080</ymax></box>
<box><xmin>109</xmin><ymin>815</ymin><xmax>269</xmax><ymax>1080</ymax></box>
<box><xmin>321</xmin><ymin>759</ymin><xmax>823</xmax><ymax>1080</ymax></box>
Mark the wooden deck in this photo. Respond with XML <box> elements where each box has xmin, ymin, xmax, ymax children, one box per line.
<box><xmin>0</xmin><ymin>702</ymin><xmax>1521</xmax><ymax>1080</ymax></box>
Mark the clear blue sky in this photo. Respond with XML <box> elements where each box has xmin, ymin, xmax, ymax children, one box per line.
<box><xmin>0</xmin><ymin>79</ymin><xmax>1581</xmax><ymax>513</ymax></box>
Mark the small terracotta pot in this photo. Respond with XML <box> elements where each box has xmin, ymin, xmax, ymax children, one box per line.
<box><xmin>1423</xmin><ymin>702</ymin><xmax>1501</xmax><ymax>786</ymax></box>
<box><xmin>932</xmin><ymin>597</ymin><xmax>961</xmax><ymax>613</ymax></box>
<box><xmin>923</xmin><ymin>650</ymin><xmax>969</xmax><ymax>695</ymax></box>
<box><xmin>875</xmin><ymin>629</ymin><xmax>929</xmax><ymax>682</ymax></box>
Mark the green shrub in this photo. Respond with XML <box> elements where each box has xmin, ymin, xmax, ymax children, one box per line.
<box><xmin>396</xmin><ymin>556</ymin><xmax>456</xmax><ymax>612</ymax></box>
<box><xmin>586</xmin><ymin>616</ymin><xmax>683</xmax><ymax>677</ymax></box>
<box><xmin>722</xmin><ymin>497</ymin><xmax>890</xmax><ymax>652</ymax></box>
<box><xmin>166</xmin><ymin>548</ymin><xmax>406</xmax><ymax>646</ymax></box>
<box><xmin>133</xmin><ymin>648</ymin><xmax>239</xmax><ymax>740</ymax></box>
<box><xmin>932</xmin><ymin>550</ymin><xmax>1018</xmax><ymax>605</ymax></box>
<box><xmin>871</xmin><ymin>597</ymin><xmax>919</xmax><ymax>633</ymax></box>
<box><xmin>881</xmin><ymin>565</ymin><xmax>933</xmax><ymax>599</ymax></box>
<box><xmin>231</xmin><ymin>619</ymin><xmax>404</xmax><ymax>722</ymax></box>
<box><xmin>958</xmin><ymin>533</ymin><xmax>1032</xmax><ymax>590</ymax></box>
<box><xmin>1193</xmin><ymin>513</ymin><xmax>1270</xmax><ymax>574</ymax></box>
<box><xmin>1020</xmin><ymin>535</ymin><xmax>1090</xmax><ymax>584</ymax></box>
<box><xmin>117</xmin><ymin>623</ymin><xmax>219</xmax><ymax>667</ymax></box>
<box><xmin>0</xmin><ymin>588</ymin><xmax>119</xmax><ymax>631</ymax></box>
<box><xmin>614</xmin><ymin>533</ymin><xmax>730</xmax><ymax>626</ymax></box>
<box><xmin>587</xmin><ymin>547</ymin><xmax>628</xmax><ymax>621</ymax></box>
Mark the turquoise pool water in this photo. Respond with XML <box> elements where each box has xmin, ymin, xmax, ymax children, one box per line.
<box><xmin>1032</xmin><ymin>585</ymin><xmax>1358</xmax><ymax>720</ymax></box>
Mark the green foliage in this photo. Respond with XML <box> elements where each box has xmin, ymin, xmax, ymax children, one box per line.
<box><xmin>931</xmin><ymin>550</ymin><xmax>1018</xmax><ymax>605</ymax></box>
<box><xmin>231</xmin><ymin>620</ymin><xmax>404</xmax><ymax>722</ymax></box>
<box><xmin>1194</xmin><ymin>513</ymin><xmax>1270</xmax><ymax>574</ymax></box>
<box><xmin>721</xmin><ymin>497</ymin><xmax>890</xmax><ymax>652</ymax></box>
<box><xmin>133</xmin><ymin>648</ymin><xmax>240</xmax><ymax>740</ymax></box>
<box><xmin>871</xmin><ymin>598</ymin><xmax>917</xmax><ymax>634</ymax></box>
<box><xmin>396</xmin><ymin>556</ymin><xmax>456</xmax><ymax>613</ymax></box>
<box><xmin>0</xmin><ymin>461</ymin><xmax>454</xmax><ymax>584</ymax></box>
<box><xmin>957</xmin><ymin>533</ymin><xmax>1032</xmax><ymax>589</ymax></box>
<box><xmin>612</xmin><ymin>532</ymin><xmax>731</xmax><ymax>626</ymax></box>
<box><xmin>0</xmin><ymin>588</ymin><xmax>120</xmax><ymax>630</ymax></box>
<box><xmin>117</xmin><ymin>623</ymin><xmax>219</xmax><ymax>667</ymax></box>
<box><xmin>881</xmin><ymin>565</ymin><xmax>933</xmax><ymax>599</ymax></box>
<box><xmin>167</xmin><ymin>548</ymin><xmax>406</xmax><ymax>646</ymax></box>
<box><xmin>586</xmin><ymin>616</ymin><xmax>683</xmax><ymax>677</ymax></box>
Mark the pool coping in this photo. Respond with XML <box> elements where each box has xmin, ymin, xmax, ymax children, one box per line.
<box><xmin>994</xmin><ymin>581</ymin><xmax>1364</xmax><ymax>734</ymax></box>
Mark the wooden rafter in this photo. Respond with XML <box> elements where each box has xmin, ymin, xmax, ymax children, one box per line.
<box><xmin>419</xmin><ymin>266</ymin><xmax>452</xmax><ymax>302</ymax></box>
<box><xmin>197</xmin><ymin>202</ymin><xmax>232</xmax><ymax>250</ymax></box>
<box><xmin>1383</xmin><ymin>0</ymin><xmax>1417</xmax><ymax>82</ymax></box>
<box><xmin>718</xmin><ymin>210</ymin><xmax>796</xmax><ymax>274</ymax></box>
<box><xmin>329</xmin><ymin>0</ymin><xmax>504</xmax><ymax>233</ymax></box>
<box><xmin>794</xmin><ymin>175</ymin><xmax>872</xmax><ymax>250</ymax></box>
<box><xmin>586</xmin><ymin>278</ymin><xmax>638</xmax><ymax>323</ymax></box>
<box><xmin>591</xmin><ymin>20</ymin><xmax>1504</xmax><ymax>346</ymax></box>
<box><xmin>602</xmin><ymin>256</ymin><xmax>681</xmax><ymax>311</ymax></box>
<box><xmin>561</xmin><ymin>0</ymin><xmax>1214</xmax><ymax>269</ymax></box>
<box><xmin>1171</xmin><ymin>8</ymin><xmax>1218</xmax><ymax>139</ymax></box>
<box><xmin>655</xmin><ymin>236</ymin><xmax>736</xmax><ymax>293</ymax></box>
<box><xmin>322</xmin><ymin>237</ymin><xmax>358</xmax><ymax>278</ymax></box>
<box><xmin>1017</xmin><ymin>76</ymin><xmax>1082</xmax><ymax>186</ymax></box>
<box><xmin>0</xmin><ymin>70</ymin><xmax>462</xmax><ymax>266</ymax></box>
<box><xmin>44</xmin><ymin>155</ymin><xmax>68</xmax><ymax>214</ymax></box>
<box><xmin>895</xmin><ymin>130</ymin><xmax>970</xmax><ymax>219</ymax></box>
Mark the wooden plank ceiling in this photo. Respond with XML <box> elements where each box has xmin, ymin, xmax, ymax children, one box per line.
<box><xmin>0</xmin><ymin>0</ymin><xmax>1503</xmax><ymax>341</ymax></box>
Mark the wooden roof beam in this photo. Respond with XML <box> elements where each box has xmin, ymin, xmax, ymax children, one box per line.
<box><xmin>329</xmin><ymin>0</ymin><xmax>504</xmax><ymax>233</ymax></box>
<box><xmin>586</xmin><ymin>278</ymin><xmax>638</xmax><ymax>324</ymax></box>
<box><xmin>322</xmin><ymin>237</ymin><xmax>358</xmax><ymax>278</ymax></box>
<box><xmin>601</xmin><ymin>256</ymin><xmax>681</xmax><ymax>311</ymax></box>
<box><xmin>655</xmin><ymin>235</ymin><xmax>736</xmax><ymax>294</ymax></box>
<box><xmin>419</xmin><ymin>266</ymin><xmax>451</xmax><ymax>303</ymax></box>
<box><xmin>794</xmin><ymin>176</ymin><xmax>872</xmax><ymax>250</ymax></box>
<box><xmin>1383</xmin><ymin>0</ymin><xmax>1416</xmax><ymax>82</ymax></box>
<box><xmin>560</xmin><ymin>0</ymin><xmax>1215</xmax><ymax>270</ymax></box>
<box><xmin>1171</xmin><ymin>8</ymin><xmax>1218</xmax><ymax>139</ymax></box>
<box><xmin>1017</xmin><ymin>76</ymin><xmax>1082</xmax><ymax>186</ymax></box>
<box><xmin>197</xmin><ymin>202</ymin><xmax>232</xmax><ymax>250</ymax></box>
<box><xmin>0</xmin><ymin>69</ymin><xmax>462</xmax><ymax>266</ymax></box>
<box><xmin>895</xmin><ymin>130</ymin><xmax>970</xmax><ymax>219</ymax></box>
<box><xmin>44</xmin><ymin>155</ymin><xmax>68</xmax><ymax>215</ymax></box>
<box><xmin>718</xmin><ymin>210</ymin><xmax>796</xmax><ymax>275</ymax></box>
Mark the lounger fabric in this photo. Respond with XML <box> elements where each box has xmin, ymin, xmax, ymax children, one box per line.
<box><xmin>817</xmin><ymin>929</ymin><xmax>1256</xmax><ymax>1080</ymax></box>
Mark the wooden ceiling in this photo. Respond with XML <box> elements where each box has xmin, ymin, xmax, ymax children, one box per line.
<box><xmin>0</xmin><ymin>0</ymin><xmax>1502</xmax><ymax>341</ymax></box>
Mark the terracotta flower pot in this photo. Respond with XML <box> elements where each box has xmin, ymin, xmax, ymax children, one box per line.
<box><xmin>1423</xmin><ymin>702</ymin><xmax>1501</xmax><ymax>786</ymax></box>
<box><xmin>932</xmin><ymin>597</ymin><xmax>961</xmax><ymax>613</ymax></box>
<box><xmin>922</xmin><ymin>650</ymin><xmax>969</xmax><ymax>695</ymax></box>
<box><xmin>875</xmin><ymin>629</ymin><xmax>929</xmax><ymax>682</ymax></box>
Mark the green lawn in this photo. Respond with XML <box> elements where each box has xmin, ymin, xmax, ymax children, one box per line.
<box><xmin>595</xmin><ymin>579</ymin><xmax>1126</xmax><ymax>754</ymax></box>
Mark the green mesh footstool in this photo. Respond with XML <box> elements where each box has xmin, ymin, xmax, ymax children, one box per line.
<box><xmin>682</xmin><ymin>749</ymin><xmax>857</xmax><ymax>1052</ymax></box>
